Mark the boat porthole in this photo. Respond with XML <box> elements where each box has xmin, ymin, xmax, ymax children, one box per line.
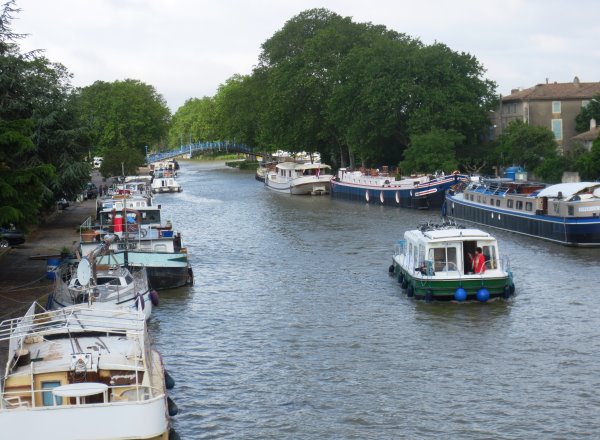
<box><xmin>395</xmin><ymin>191</ymin><xmax>400</xmax><ymax>204</ymax></box>
<box><xmin>365</xmin><ymin>191</ymin><xmax>370</xmax><ymax>203</ymax></box>
<box><xmin>379</xmin><ymin>191</ymin><xmax>385</xmax><ymax>204</ymax></box>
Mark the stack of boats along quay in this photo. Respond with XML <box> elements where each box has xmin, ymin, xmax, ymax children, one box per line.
<box><xmin>444</xmin><ymin>173</ymin><xmax>600</xmax><ymax>246</ymax></box>
<box><xmin>80</xmin><ymin>176</ymin><xmax>193</xmax><ymax>290</ymax></box>
<box><xmin>0</xmin><ymin>304</ymin><xmax>178</xmax><ymax>439</ymax></box>
<box><xmin>390</xmin><ymin>220</ymin><xmax>515</xmax><ymax>302</ymax></box>
<box><xmin>264</xmin><ymin>161</ymin><xmax>334</xmax><ymax>195</ymax></box>
<box><xmin>48</xmin><ymin>238</ymin><xmax>159</xmax><ymax>321</ymax></box>
<box><xmin>331</xmin><ymin>166</ymin><xmax>469</xmax><ymax>209</ymax></box>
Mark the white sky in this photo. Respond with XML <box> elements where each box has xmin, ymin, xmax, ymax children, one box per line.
<box><xmin>11</xmin><ymin>0</ymin><xmax>600</xmax><ymax>112</ymax></box>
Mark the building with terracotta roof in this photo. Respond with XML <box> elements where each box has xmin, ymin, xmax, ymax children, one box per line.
<box><xmin>489</xmin><ymin>77</ymin><xmax>600</xmax><ymax>154</ymax></box>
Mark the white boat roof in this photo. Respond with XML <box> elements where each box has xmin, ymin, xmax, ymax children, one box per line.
<box><xmin>537</xmin><ymin>182</ymin><xmax>600</xmax><ymax>198</ymax></box>
<box><xmin>276</xmin><ymin>162</ymin><xmax>331</xmax><ymax>170</ymax></box>
<box><xmin>408</xmin><ymin>227</ymin><xmax>494</xmax><ymax>242</ymax></box>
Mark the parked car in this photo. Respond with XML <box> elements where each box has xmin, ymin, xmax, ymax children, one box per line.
<box><xmin>84</xmin><ymin>183</ymin><xmax>99</xmax><ymax>199</ymax></box>
<box><xmin>0</xmin><ymin>226</ymin><xmax>25</xmax><ymax>248</ymax></box>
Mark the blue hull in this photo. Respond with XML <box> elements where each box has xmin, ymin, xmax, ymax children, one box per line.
<box><xmin>446</xmin><ymin>194</ymin><xmax>600</xmax><ymax>247</ymax></box>
<box><xmin>331</xmin><ymin>175</ymin><xmax>466</xmax><ymax>209</ymax></box>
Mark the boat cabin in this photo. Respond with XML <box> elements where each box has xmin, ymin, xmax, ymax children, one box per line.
<box><xmin>463</xmin><ymin>180</ymin><xmax>600</xmax><ymax>219</ymax></box>
<box><xmin>397</xmin><ymin>227</ymin><xmax>500</xmax><ymax>276</ymax></box>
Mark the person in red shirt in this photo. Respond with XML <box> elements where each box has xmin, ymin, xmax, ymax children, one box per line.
<box><xmin>469</xmin><ymin>247</ymin><xmax>486</xmax><ymax>273</ymax></box>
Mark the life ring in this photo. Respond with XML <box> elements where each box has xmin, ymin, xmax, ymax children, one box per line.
<box><xmin>365</xmin><ymin>190</ymin><xmax>370</xmax><ymax>203</ymax></box>
<box><xmin>379</xmin><ymin>191</ymin><xmax>385</xmax><ymax>204</ymax></box>
<box><xmin>395</xmin><ymin>191</ymin><xmax>400</xmax><ymax>204</ymax></box>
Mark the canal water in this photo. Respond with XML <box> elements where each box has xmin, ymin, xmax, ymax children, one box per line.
<box><xmin>150</xmin><ymin>161</ymin><xmax>600</xmax><ymax>439</ymax></box>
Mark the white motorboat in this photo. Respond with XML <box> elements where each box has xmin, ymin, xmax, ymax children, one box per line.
<box><xmin>264</xmin><ymin>162</ymin><xmax>333</xmax><ymax>195</ymax></box>
<box><xmin>0</xmin><ymin>304</ymin><xmax>176</xmax><ymax>440</ymax></box>
<box><xmin>151</xmin><ymin>170</ymin><xmax>181</xmax><ymax>194</ymax></box>
<box><xmin>50</xmin><ymin>256</ymin><xmax>156</xmax><ymax>321</ymax></box>
<box><xmin>390</xmin><ymin>221</ymin><xmax>515</xmax><ymax>301</ymax></box>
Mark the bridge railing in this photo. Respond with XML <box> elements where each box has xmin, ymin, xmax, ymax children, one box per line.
<box><xmin>146</xmin><ymin>141</ymin><xmax>257</xmax><ymax>164</ymax></box>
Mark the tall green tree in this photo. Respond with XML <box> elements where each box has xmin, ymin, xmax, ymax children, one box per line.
<box><xmin>169</xmin><ymin>96</ymin><xmax>217</xmax><ymax>148</ymax></box>
<box><xmin>77</xmin><ymin>79</ymin><xmax>171</xmax><ymax>154</ymax></box>
<box><xmin>575</xmin><ymin>96</ymin><xmax>600</xmax><ymax>133</ymax></box>
<box><xmin>400</xmin><ymin>129</ymin><xmax>462</xmax><ymax>174</ymax></box>
<box><xmin>214</xmin><ymin>73</ymin><xmax>266</xmax><ymax>148</ymax></box>
<box><xmin>1</xmin><ymin>1</ymin><xmax>88</xmax><ymax>227</ymax></box>
<box><xmin>496</xmin><ymin>120</ymin><xmax>558</xmax><ymax>171</ymax></box>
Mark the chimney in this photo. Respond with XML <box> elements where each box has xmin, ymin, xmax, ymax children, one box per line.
<box><xmin>591</xmin><ymin>119</ymin><xmax>597</xmax><ymax>130</ymax></box>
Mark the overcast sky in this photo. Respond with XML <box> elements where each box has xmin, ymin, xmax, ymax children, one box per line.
<box><xmin>11</xmin><ymin>0</ymin><xmax>600</xmax><ymax>112</ymax></box>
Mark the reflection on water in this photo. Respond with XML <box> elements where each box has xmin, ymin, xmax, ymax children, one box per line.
<box><xmin>150</xmin><ymin>161</ymin><xmax>600</xmax><ymax>439</ymax></box>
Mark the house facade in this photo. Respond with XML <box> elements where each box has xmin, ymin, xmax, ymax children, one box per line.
<box><xmin>490</xmin><ymin>77</ymin><xmax>600</xmax><ymax>154</ymax></box>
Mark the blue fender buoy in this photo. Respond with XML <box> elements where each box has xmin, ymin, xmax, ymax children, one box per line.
<box><xmin>454</xmin><ymin>287</ymin><xmax>467</xmax><ymax>301</ymax></box>
<box><xmin>150</xmin><ymin>289</ymin><xmax>159</xmax><ymax>306</ymax></box>
<box><xmin>169</xmin><ymin>429</ymin><xmax>181</xmax><ymax>440</ymax></box>
<box><xmin>407</xmin><ymin>286</ymin><xmax>414</xmax><ymax>298</ymax></box>
<box><xmin>476</xmin><ymin>288</ymin><xmax>490</xmax><ymax>302</ymax></box>
<box><xmin>510</xmin><ymin>283</ymin><xmax>515</xmax><ymax>295</ymax></box>
<box><xmin>397</xmin><ymin>273</ymin><xmax>404</xmax><ymax>284</ymax></box>
<box><xmin>167</xmin><ymin>396</ymin><xmax>179</xmax><ymax>416</ymax></box>
<box><xmin>401</xmin><ymin>278</ymin><xmax>408</xmax><ymax>289</ymax></box>
<box><xmin>425</xmin><ymin>289</ymin><xmax>433</xmax><ymax>302</ymax></box>
<box><xmin>388</xmin><ymin>264</ymin><xmax>394</xmax><ymax>273</ymax></box>
<box><xmin>164</xmin><ymin>369</ymin><xmax>175</xmax><ymax>390</ymax></box>
<box><xmin>502</xmin><ymin>285</ymin><xmax>510</xmax><ymax>299</ymax></box>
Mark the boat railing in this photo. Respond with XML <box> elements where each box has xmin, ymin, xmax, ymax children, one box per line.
<box><xmin>0</xmin><ymin>383</ymin><xmax>165</xmax><ymax>410</ymax></box>
<box><xmin>0</xmin><ymin>305</ymin><xmax>145</xmax><ymax>343</ymax></box>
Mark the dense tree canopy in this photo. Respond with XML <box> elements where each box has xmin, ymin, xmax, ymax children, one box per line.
<box><xmin>77</xmin><ymin>79</ymin><xmax>170</xmax><ymax>177</ymax></box>
<box><xmin>169</xmin><ymin>96</ymin><xmax>217</xmax><ymax>148</ymax></box>
<box><xmin>575</xmin><ymin>96</ymin><xmax>600</xmax><ymax>133</ymax></box>
<box><xmin>495</xmin><ymin>120</ymin><xmax>559</xmax><ymax>173</ymax></box>
<box><xmin>1</xmin><ymin>1</ymin><xmax>89</xmax><ymax>228</ymax></box>
<box><xmin>203</xmin><ymin>8</ymin><xmax>498</xmax><ymax>172</ymax></box>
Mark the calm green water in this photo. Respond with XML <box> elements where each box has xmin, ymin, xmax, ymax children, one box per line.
<box><xmin>150</xmin><ymin>161</ymin><xmax>600</xmax><ymax>439</ymax></box>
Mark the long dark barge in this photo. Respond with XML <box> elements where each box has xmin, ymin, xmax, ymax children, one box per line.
<box><xmin>445</xmin><ymin>179</ymin><xmax>600</xmax><ymax>247</ymax></box>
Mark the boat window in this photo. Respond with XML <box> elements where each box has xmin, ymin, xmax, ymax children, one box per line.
<box><xmin>477</xmin><ymin>195</ymin><xmax>481</xmax><ymax>203</ymax></box>
<box><xmin>496</xmin><ymin>199</ymin><xmax>500</xmax><ymax>207</ymax></box>
<box><xmin>481</xmin><ymin>245</ymin><xmax>497</xmax><ymax>269</ymax></box>
<box><xmin>125</xmin><ymin>274</ymin><xmax>133</xmax><ymax>284</ymax></box>
<box><xmin>516</xmin><ymin>201</ymin><xmax>523</xmax><ymax>210</ymax></box>
<box><xmin>429</xmin><ymin>247</ymin><xmax>457</xmax><ymax>272</ymax></box>
<box><xmin>507</xmin><ymin>199</ymin><xmax>514</xmax><ymax>208</ymax></box>
<box><xmin>42</xmin><ymin>381</ymin><xmax>62</xmax><ymax>406</ymax></box>
<box><xmin>490</xmin><ymin>198</ymin><xmax>495</xmax><ymax>206</ymax></box>
<box><xmin>418</xmin><ymin>245</ymin><xmax>425</xmax><ymax>267</ymax></box>
<box><xmin>97</xmin><ymin>277</ymin><xmax>120</xmax><ymax>286</ymax></box>
<box><xmin>568</xmin><ymin>205</ymin><xmax>574</xmax><ymax>216</ymax></box>
<box><xmin>525</xmin><ymin>202</ymin><xmax>533</xmax><ymax>211</ymax></box>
